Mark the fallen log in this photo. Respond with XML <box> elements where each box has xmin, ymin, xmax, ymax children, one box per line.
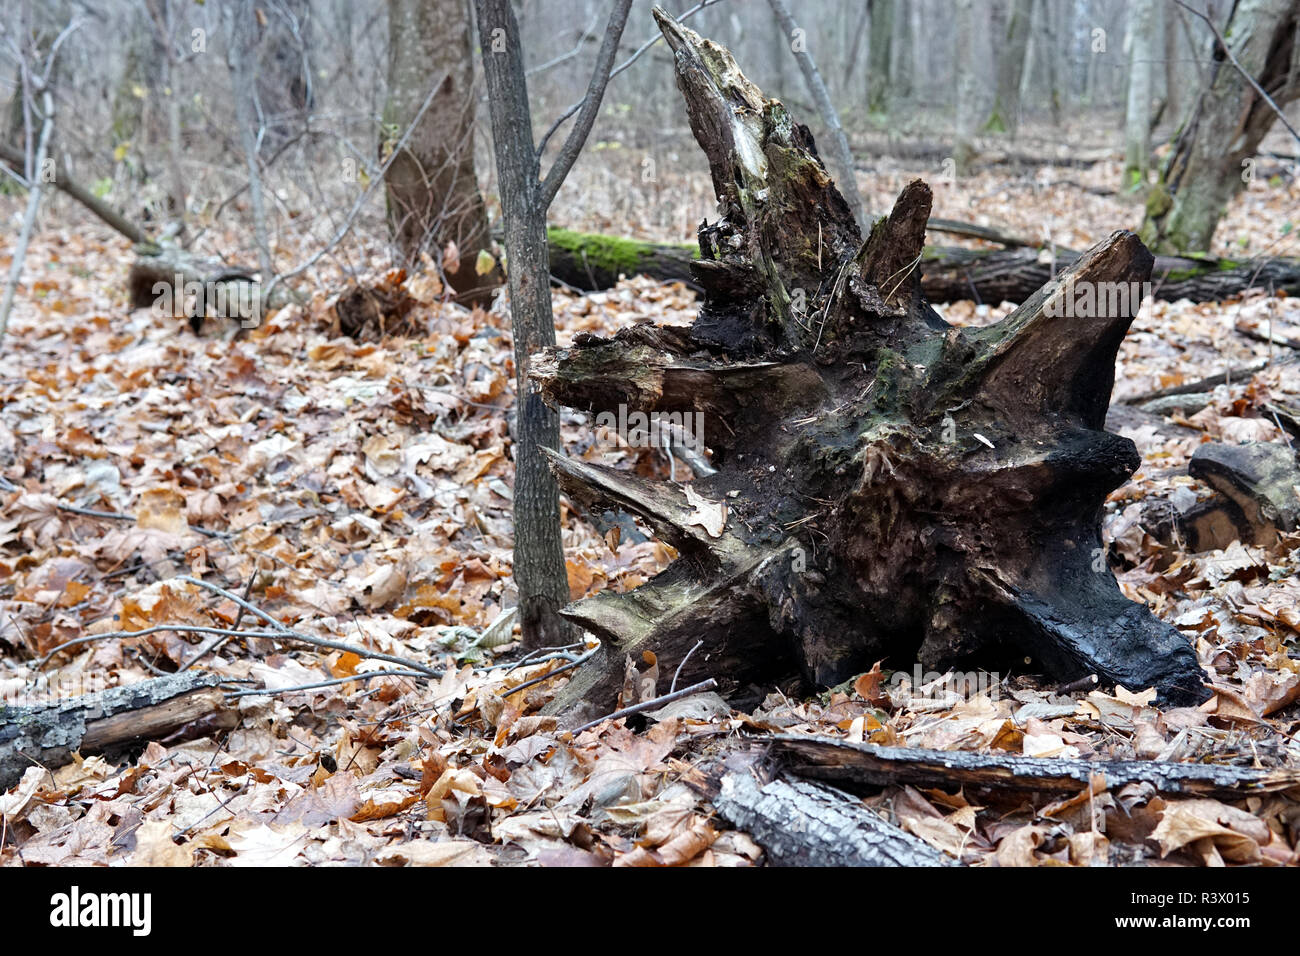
<box><xmin>537</xmin><ymin>10</ymin><xmax>1210</xmax><ymax>723</ymax></box>
<box><xmin>0</xmin><ymin>141</ymin><xmax>148</xmax><ymax>244</ymax></box>
<box><xmin>543</xmin><ymin>228</ymin><xmax>1300</xmax><ymax>305</ymax></box>
<box><xmin>546</xmin><ymin>227</ymin><xmax>699</xmax><ymax>291</ymax></box>
<box><xmin>1189</xmin><ymin>442</ymin><xmax>1300</xmax><ymax>544</ymax></box>
<box><xmin>919</xmin><ymin>246</ymin><xmax>1300</xmax><ymax>305</ymax></box>
<box><xmin>713</xmin><ymin>767</ymin><xmax>950</xmax><ymax>866</ymax></box>
<box><xmin>0</xmin><ymin>672</ymin><xmax>234</xmax><ymax>789</ymax></box>
<box><xmin>770</xmin><ymin>735</ymin><xmax>1300</xmax><ymax>799</ymax></box>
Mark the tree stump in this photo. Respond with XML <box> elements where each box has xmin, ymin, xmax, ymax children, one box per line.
<box><xmin>537</xmin><ymin>9</ymin><xmax>1210</xmax><ymax>720</ymax></box>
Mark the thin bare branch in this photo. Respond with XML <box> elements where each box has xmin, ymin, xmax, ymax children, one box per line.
<box><xmin>538</xmin><ymin>0</ymin><xmax>634</xmax><ymax>211</ymax></box>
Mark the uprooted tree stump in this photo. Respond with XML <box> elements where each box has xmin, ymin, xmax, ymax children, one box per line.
<box><xmin>535</xmin><ymin>9</ymin><xmax>1210</xmax><ymax>721</ymax></box>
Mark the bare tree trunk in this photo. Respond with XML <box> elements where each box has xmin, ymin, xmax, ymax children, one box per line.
<box><xmin>109</xmin><ymin>10</ymin><xmax>159</xmax><ymax>154</ymax></box>
<box><xmin>842</xmin><ymin>3</ymin><xmax>869</xmax><ymax>90</ymax></box>
<box><xmin>1141</xmin><ymin>0</ymin><xmax>1300</xmax><ymax>253</ymax></box>
<box><xmin>252</xmin><ymin>0</ymin><xmax>313</xmax><ymax>151</ymax></box>
<box><xmin>985</xmin><ymin>0</ymin><xmax>1032</xmax><ymax>135</ymax></box>
<box><xmin>0</xmin><ymin>17</ymin><xmax>80</xmax><ymax>337</ymax></box>
<box><xmin>225</xmin><ymin>0</ymin><xmax>274</xmax><ymax>281</ymax></box>
<box><xmin>1039</xmin><ymin>0</ymin><xmax>1063</xmax><ymax>125</ymax></box>
<box><xmin>474</xmin><ymin>0</ymin><xmax>632</xmax><ymax>647</ymax></box>
<box><xmin>145</xmin><ymin>0</ymin><xmax>187</xmax><ymax>226</ymax></box>
<box><xmin>866</xmin><ymin>0</ymin><xmax>893</xmax><ymax>114</ymax></box>
<box><xmin>891</xmin><ymin>0</ymin><xmax>915</xmax><ymax>102</ymax></box>
<box><xmin>766</xmin><ymin>0</ymin><xmax>866</xmax><ymax>230</ymax></box>
<box><xmin>1123</xmin><ymin>0</ymin><xmax>1158</xmax><ymax>189</ymax></box>
<box><xmin>383</xmin><ymin>0</ymin><xmax>498</xmax><ymax>304</ymax></box>
<box><xmin>0</xmin><ymin>86</ymin><xmax>53</xmax><ymax>339</ymax></box>
<box><xmin>953</xmin><ymin>0</ymin><xmax>982</xmax><ymax>174</ymax></box>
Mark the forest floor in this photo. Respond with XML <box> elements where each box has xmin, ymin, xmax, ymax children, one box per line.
<box><xmin>1</xmin><ymin>151</ymin><xmax>1299</xmax><ymax>867</ymax></box>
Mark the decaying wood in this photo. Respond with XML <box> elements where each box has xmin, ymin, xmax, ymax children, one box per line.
<box><xmin>713</xmin><ymin>766</ymin><xmax>950</xmax><ymax>866</ymax></box>
<box><xmin>917</xmin><ymin>245</ymin><xmax>1300</xmax><ymax>305</ymax></box>
<box><xmin>538</xmin><ymin>9</ymin><xmax>1210</xmax><ymax>722</ymax></box>
<box><xmin>543</xmin><ymin>227</ymin><xmax>1300</xmax><ymax>306</ymax></box>
<box><xmin>1138</xmin><ymin>489</ymin><xmax>1253</xmax><ymax>554</ymax></box>
<box><xmin>545</xmin><ymin>228</ymin><xmax>700</xmax><ymax>292</ymax></box>
<box><xmin>1189</xmin><ymin>442</ymin><xmax>1300</xmax><ymax>544</ymax></box>
<box><xmin>0</xmin><ymin>672</ymin><xmax>233</xmax><ymax>789</ymax></box>
<box><xmin>127</xmin><ymin>244</ymin><xmax>291</xmax><ymax>330</ymax></box>
<box><xmin>770</xmin><ymin>735</ymin><xmax>1300</xmax><ymax>799</ymax></box>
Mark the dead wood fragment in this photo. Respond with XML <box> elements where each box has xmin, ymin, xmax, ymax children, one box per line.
<box><xmin>713</xmin><ymin>768</ymin><xmax>951</xmax><ymax>866</ymax></box>
<box><xmin>1189</xmin><ymin>442</ymin><xmax>1300</xmax><ymax>544</ymax></box>
<box><xmin>0</xmin><ymin>672</ymin><xmax>233</xmax><ymax>789</ymax></box>
<box><xmin>770</xmin><ymin>735</ymin><xmax>1300</xmax><ymax>799</ymax></box>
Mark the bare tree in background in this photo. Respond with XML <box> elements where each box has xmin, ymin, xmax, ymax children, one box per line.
<box><xmin>224</xmin><ymin>0</ymin><xmax>274</xmax><ymax>282</ymax></box>
<box><xmin>144</xmin><ymin>0</ymin><xmax>190</xmax><ymax>228</ymax></box>
<box><xmin>1122</xmin><ymin>0</ymin><xmax>1157</xmax><ymax>190</ymax></box>
<box><xmin>0</xmin><ymin>15</ymin><xmax>82</xmax><ymax>338</ymax></box>
<box><xmin>767</xmin><ymin>0</ymin><xmax>866</xmax><ymax>229</ymax></box>
<box><xmin>384</xmin><ymin>0</ymin><xmax>498</xmax><ymax>304</ymax></box>
<box><xmin>474</xmin><ymin>0</ymin><xmax>633</xmax><ymax>648</ymax></box>
<box><xmin>866</xmin><ymin>0</ymin><xmax>892</xmax><ymax>114</ymax></box>
<box><xmin>1142</xmin><ymin>0</ymin><xmax>1300</xmax><ymax>253</ymax></box>
<box><xmin>985</xmin><ymin>0</ymin><xmax>1032</xmax><ymax>135</ymax></box>
<box><xmin>953</xmin><ymin>0</ymin><xmax>981</xmax><ymax>175</ymax></box>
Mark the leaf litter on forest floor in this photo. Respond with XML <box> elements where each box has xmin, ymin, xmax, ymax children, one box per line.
<box><xmin>2</xmin><ymin>166</ymin><xmax>1300</xmax><ymax>867</ymax></box>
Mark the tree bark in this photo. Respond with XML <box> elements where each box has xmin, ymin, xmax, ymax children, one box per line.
<box><xmin>866</xmin><ymin>0</ymin><xmax>893</xmax><ymax>114</ymax></box>
<box><xmin>1123</xmin><ymin>0</ymin><xmax>1158</xmax><ymax>188</ymax></box>
<box><xmin>953</xmin><ymin>0</ymin><xmax>982</xmax><ymax>174</ymax></box>
<box><xmin>0</xmin><ymin>673</ymin><xmax>232</xmax><ymax>789</ymax></box>
<box><xmin>384</xmin><ymin>0</ymin><xmax>498</xmax><ymax>304</ymax></box>
<box><xmin>536</xmin><ymin>11</ymin><xmax>1210</xmax><ymax>723</ymax></box>
<box><xmin>475</xmin><ymin>0</ymin><xmax>632</xmax><ymax>647</ymax></box>
<box><xmin>225</xmin><ymin>0</ymin><xmax>274</xmax><ymax>283</ymax></box>
<box><xmin>712</xmin><ymin>766</ymin><xmax>951</xmax><ymax>866</ymax></box>
<box><xmin>771</xmin><ymin>735</ymin><xmax>1300</xmax><ymax>799</ymax></box>
<box><xmin>985</xmin><ymin>0</ymin><xmax>1033</xmax><ymax>135</ymax></box>
<box><xmin>1141</xmin><ymin>0</ymin><xmax>1300</xmax><ymax>253</ymax></box>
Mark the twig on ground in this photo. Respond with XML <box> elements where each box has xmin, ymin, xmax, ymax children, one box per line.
<box><xmin>52</xmin><ymin>500</ymin><xmax>232</xmax><ymax>539</ymax></box>
<box><xmin>501</xmin><ymin>646</ymin><xmax>599</xmax><ymax>697</ymax></box>
<box><xmin>36</xmin><ymin>624</ymin><xmax>287</xmax><ymax>669</ymax></box>
<box><xmin>225</xmin><ymin>670</ymin><xmax>430</xmax><ymax>699</ymax></box>
<box><xmin>175</xmin><ymin>575</ymin><xmax>443</xmax><ymax>678</ymax></box>
<box><xmin>181</xmin><ymin>574</ymin><xmax>259</xmax><ymax>671</ymax></box>
<box><xmin>570</xmin><ymin>678</ymin><xmax>720</xmax><ymax>734</ymax></box>
<box><xmin>670</xmin><ymin>639</ymin><xmax>704</xmax><ymax>694</ymax></box>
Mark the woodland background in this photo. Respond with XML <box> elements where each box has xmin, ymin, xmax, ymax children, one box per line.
<box><xmin>0</xmin><ymin>0</ymin><xmax>1299</xmax><ymax>868</ymax></box>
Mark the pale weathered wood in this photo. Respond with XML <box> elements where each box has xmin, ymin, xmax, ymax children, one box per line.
<box><xmin>714</xmin><ymin>771</ymin><xmax>951</xmax><ymax>867</ymax></box>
